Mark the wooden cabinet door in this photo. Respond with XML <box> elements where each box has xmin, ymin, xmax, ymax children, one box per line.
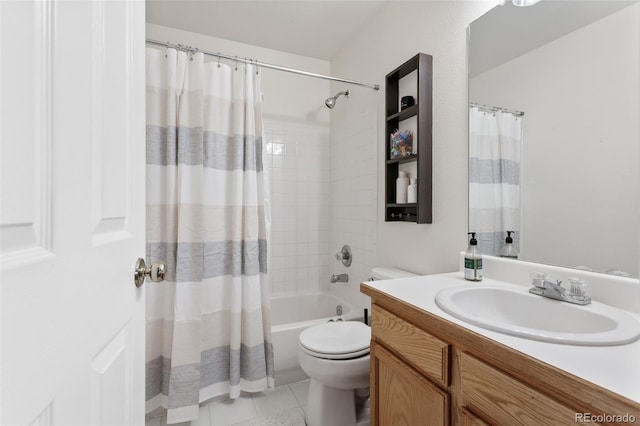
<box><xmin>459</xmin><ymin>352</ymin><xmax>598</xmax><ymax>426</ymax></box>
<box><xmin>460</xmin><ymin>408</ymin><xmax>490</xmax><ymax>426</ymax></box>
<box><xmin>371</xmin><ymin>342</ymin><xmax>448</xmax><ymax>426</ymax></box>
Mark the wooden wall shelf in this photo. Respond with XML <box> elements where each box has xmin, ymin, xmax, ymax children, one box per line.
<box><xmin>386</xmin><ymin>155</ymin><xmax>417</xmax><ymax>165</ymax></box>
<box><xmin>384</xmin><ymin>53</ymin><xmax>433</xmax><ymax>223</ymax></box>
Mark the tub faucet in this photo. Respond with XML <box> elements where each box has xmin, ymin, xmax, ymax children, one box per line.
<box><xmin>529</xmin><ymin>272</ymin><xmax>591</xmax><ymax>305</ymax></box>
<box><xmin>330</xmin><ymin>273</ymin><xmax>349</xmax><ymax>283</ymax></box>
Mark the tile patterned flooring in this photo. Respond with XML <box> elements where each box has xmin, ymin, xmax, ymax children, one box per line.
<box><xmin>146</xmin><ymin>380</ymin><xmax>310</xmax><ymax>426</ymax></box>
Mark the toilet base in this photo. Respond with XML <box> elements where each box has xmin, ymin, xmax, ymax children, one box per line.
<box><xmin>356</xmin><ymin>399</ymin><xmax>370</xmax><ymax>426</ymax></box>
<box><xmin>305</xmin><ymin>379</ymin><xmax>357</xmax><ymax>426</ymax></box>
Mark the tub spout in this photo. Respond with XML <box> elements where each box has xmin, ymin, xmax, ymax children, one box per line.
<box><xmin>330</xmin><ymin>273</ymin><xmax>349</xmax><ymax>283</ymax></box>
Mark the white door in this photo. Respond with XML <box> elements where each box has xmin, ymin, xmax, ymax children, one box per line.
<box><xmin>1</xmin><ymin>1</ymin><xmax>146</xmax><ymax>425</ymax></box>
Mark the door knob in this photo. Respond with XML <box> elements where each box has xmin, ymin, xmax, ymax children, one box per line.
<box><xmin>134</xmin><ymin>258</ymin><xmax>166</xmax><ymax>287</ymax></box>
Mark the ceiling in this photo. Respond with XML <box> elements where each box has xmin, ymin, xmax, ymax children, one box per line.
<box><xmin>145</xmin><ymin>0</ymin><xmax>388</xmax><ymax>60</ymax></box>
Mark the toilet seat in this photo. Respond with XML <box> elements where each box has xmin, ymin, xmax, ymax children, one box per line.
<box><xmin>299</xmin><ymin>321</ymin><xmax>371</xmax><ymax>360</ymax></box>
<box><xmin>299</xmin><ymin>344</ymin><xmax>370</xmax><ymax>360</ymax></box>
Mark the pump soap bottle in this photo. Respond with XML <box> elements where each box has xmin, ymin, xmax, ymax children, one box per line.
<box><xmin>464</xmin><ymin>232</ymin><xmax>483</xmax><ymax>282</ymax></box>
<box><xmin>499</xmin><ymin>231</ymin><xmax>518</xmax><ymax>259</ymax></box>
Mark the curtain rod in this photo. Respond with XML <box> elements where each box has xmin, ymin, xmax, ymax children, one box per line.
<box><xmin>146</xmin><ymin>39</ymin><xmax>380</xmax><ymax>91</ymax></box>
<box><xmin>470</xmin><ymin>102</ymin><xmax>524</xmax><ymax>117</ymax></box>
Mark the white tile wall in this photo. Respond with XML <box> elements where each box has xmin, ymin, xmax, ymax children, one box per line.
<box><xmin>266</xmin><ymin>120</ymin><xmax>330</xmax><ymax>296</ymax></box>
<box><xmin>326</xmin><ymin>101</ymin><xmax>379</xmax><ymax>311</ymax></box>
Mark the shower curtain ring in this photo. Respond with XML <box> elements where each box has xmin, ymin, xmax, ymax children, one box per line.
<box><xmin>234</xmin><ymin>56</ymin><xmax>238</xmax><ymax>71</ymax></box>
<box><xmin>254</xmin><ymin>59</ymin><xmax>259</xmax><ymax>75</ymax></box>
<box><xmin>217</xmin><ymin>53</ymin><xmax>221</xmax><ymax>68</ymax></box>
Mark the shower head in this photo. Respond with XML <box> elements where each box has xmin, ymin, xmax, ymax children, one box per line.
<box><xmin>325</xmin><ymin>90</ymin><xmax>349</xmax><ymax>109</ymax></box>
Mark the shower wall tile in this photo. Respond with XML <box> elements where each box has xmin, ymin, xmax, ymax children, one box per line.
<box><xmin>326</xmin><ymin>103</ymin><xmax>379</xmax><ymax>312</ymax></box>
<box><xmin>266</xmin><ymin>120</ymin><xmax>330</xmax><ymax>297</ymax></box>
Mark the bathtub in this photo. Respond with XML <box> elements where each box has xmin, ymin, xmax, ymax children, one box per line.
<box><xmin>270</xmin><ymin>293</ymin><xmax>361</xmax><ymax>386</ymax></box>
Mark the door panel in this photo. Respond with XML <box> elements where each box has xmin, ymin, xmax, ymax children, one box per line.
<box><xmin>0</xmin><ymin>1</ymin><xmax>145</xmax><ymax>425</ymax></box>
<box><xmin>90</xmin><ymin>322</ymin><xmax>135</xmax><ymax>426</ymax></box>
<box><xmin>0</xmin><ymin>0</ymin><xmax>53</xmax><ymax>265</ymax></box>
<box><xmin>91</xmin><ymin>0</ymin><xmax>131</xmax><ymax>243</ymax></box>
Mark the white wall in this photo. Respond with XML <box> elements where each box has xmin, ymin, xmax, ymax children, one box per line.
<box><xmin>328</xmin><ymin>0</ymin><xmax>496</xmax><ymax>298</ymax></box>
<box><xmin>146</xmin><ymin>24</ymin><xmax>332</xmax><ymax>296</ymax></box>
<box><xmin>470</xmin><ymin>4</ymin><xmax>639</xmax><ymax>275</ymax></box>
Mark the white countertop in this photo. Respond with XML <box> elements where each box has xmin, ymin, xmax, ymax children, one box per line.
<box><xmin>365</xmin><ymin>272</ymin><xmax>640</xmax><ymax>404</ymax></box>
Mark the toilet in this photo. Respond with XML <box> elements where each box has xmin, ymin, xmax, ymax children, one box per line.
<box><xmin>298</xmin><ymin>267</ymin><xmax>417</xmax><ymax>426</ymax></box>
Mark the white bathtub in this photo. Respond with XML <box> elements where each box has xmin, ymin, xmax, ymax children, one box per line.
<box><xmin>270</xmin><ymin>293</ymin><xmax>360</xmax><ymax>386</ymax></box>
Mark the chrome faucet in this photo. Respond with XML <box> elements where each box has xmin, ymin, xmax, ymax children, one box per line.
<box><xmin>529</xmin><ymin>272</ymin><xmax>591</xmax><ymax>305</ymax></box>
<box><xmin>330</xmin><ymin>273</ymin><xmax>349</xmax><ymax>283</ymax></box>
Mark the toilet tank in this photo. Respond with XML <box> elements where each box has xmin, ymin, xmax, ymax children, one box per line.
<box><xmin>370</xmin><ymin>267</ymin><xmax>417</xmax><ymax>281</ymax></box>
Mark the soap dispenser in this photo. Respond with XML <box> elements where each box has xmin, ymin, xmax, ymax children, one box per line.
<box><xmin>464</xmin><ymin>232</ymin><xmax>483</xmax><ymax>282</ymax></box>
<box><xmin>499</xmin><ymin>231</ymin><xmax>518</xmax><ymax>259</ymax></box>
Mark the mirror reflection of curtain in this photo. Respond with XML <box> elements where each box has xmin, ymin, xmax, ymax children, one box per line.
<box><xmin>469</xmin><ymin>106</ymin><xmax>522</xmax><ymax>255</ymax></box>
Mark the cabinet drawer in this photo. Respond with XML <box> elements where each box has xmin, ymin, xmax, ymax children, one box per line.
<box><xmin>459</xmin><ymin>352</ymin><xmax>595</xmax><ymax>426</ymax></box>
<box><xmin>372</xmin><ymin>304</ymin><xmax>449</xmax><ymax>387</ymax></box>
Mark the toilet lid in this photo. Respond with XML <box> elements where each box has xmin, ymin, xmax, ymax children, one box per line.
<box><xmin>299</xmin><ymin>321</ymin><xmax>371</xmax><ymax>357</ymax></box>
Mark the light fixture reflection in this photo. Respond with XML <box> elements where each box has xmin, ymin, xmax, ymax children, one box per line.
<box><xmin>512</xmin><ymin>0</ymin><xmax>542</xmax><ymax>6</ymax></box>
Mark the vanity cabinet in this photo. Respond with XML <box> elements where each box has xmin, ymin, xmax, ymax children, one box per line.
<box><xmin>459</xmin><ymin>408</ymin><xmax>490</xmax><ymax>426</ymax></box>
<box><xmin>458</xmin><ymin>352</ymin><xmax>583</xmax><ymax>425</ymax></box>
<box><xmin>384</xmin><ymin>53</ymin><xmax>433</xmax><ymax>223</ymax></box>
<box><xmin>371</xmin><ymin>305</ymin><xmax>449</xmax><ymax>425</ymax></box>
<box><xmin>363</xmin><ymin>285</ymin><xmax>639</xmax><ymax>426</ymax></box>
<box><xmin>371</xmin><ymin>342</ymin><xmax>448</xmax><ymax>425</ymax></box>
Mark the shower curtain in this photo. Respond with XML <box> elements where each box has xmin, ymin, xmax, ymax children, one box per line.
<box><xmin>469</xmin><ymin>106</ymin><xmax>522</xmax><ymax>256</ymax></box>
<box><xmin>145</xmin><ymin>47</ymin><xmax>274</xmax><ymax>424</ymax></box>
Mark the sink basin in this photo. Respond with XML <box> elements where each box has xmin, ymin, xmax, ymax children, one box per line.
<box><xmin>435</xmin><ymin>285</ymin><xmax>640</xmax><ymax>346</ymax></box>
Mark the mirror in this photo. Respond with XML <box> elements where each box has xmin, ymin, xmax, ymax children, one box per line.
<box><xmin>468</xmin><ymin>0</ymin><xmax>639</xmax><ymax>277</ymax></box>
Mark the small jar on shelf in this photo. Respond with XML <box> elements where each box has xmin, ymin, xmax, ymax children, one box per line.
<box><xmin>396</xmin><ymin>171</ymin><xmax>409</xmax><ymax>204</ymax></box>
<box><xmin>407</xmin><ymin>178</ymin><xmax>417</xmax><ymax>203</ymax></box>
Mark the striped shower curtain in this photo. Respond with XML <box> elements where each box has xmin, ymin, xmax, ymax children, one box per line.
<box><xmin>145</xmin><ymin>47</ymin><xmax>274</xmax><ymax>424</ymax></box>
<box><xmin>469</xmin><ymin>107</ymin><xmax>522</xmax><ymax>256</ymax></box>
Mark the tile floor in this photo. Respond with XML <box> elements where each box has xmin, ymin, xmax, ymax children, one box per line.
<box><xmin>146</xmin><ymin>380</ymin><xmax>310</xmax><ymax>426</ymax></box>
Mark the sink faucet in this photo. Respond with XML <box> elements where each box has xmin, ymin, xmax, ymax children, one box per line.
<box><xmin>529</xmin><ymin>272</ymin><xmax>591</xmax><ymax>305</ymax></box>
<box><xmin>330</xmin><ymin>273</ymin><xmax>349</xmax><ymax>283</ymax></box>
